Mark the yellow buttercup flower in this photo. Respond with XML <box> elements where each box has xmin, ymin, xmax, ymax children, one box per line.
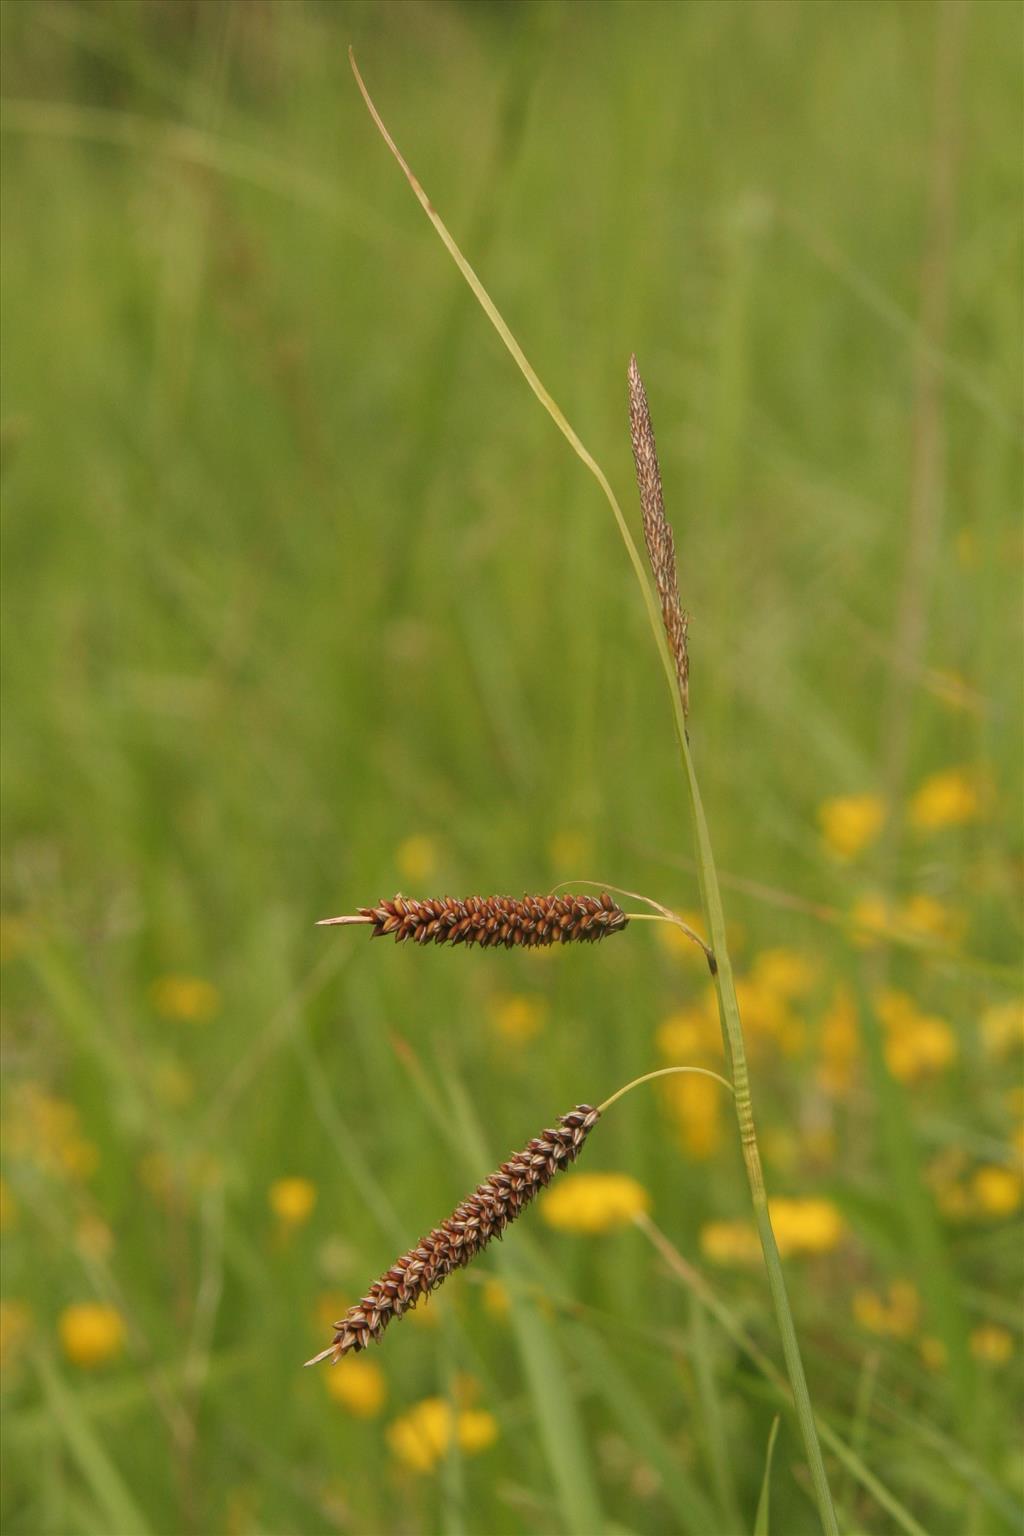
<box><xmin>662</xmin><ymin>1071</ymin><xmax>722</xmax><ymax>1160</ymax></box>
<box><xmin>269</xmin><ymin>1177</ymin><xmax>317</xmax><ymax>1228</ymax></box>
<box><xmin>817</xmin><ymin>985</ymin><xmax>861</xmax><ymax>1096</ymax></box>
<box><xmin>769</xmin><ymin>1198</ymin><xmax>845</xmax><ymax>1257</ymax></box>
<box><xmin>6</xmin><ymin>1086</ymin><xmax>98</xmax><ymax>1182</ymax></box>
<box><xmin>970</xmin><ymin>1165</ymin><xmax>1022</xmax><ymax>1218</ymax></box>
<box><xmin>908</xmin><ymin>767</ymin><xmax>985</xmax><ymax>831</ymax></box>
<box><xmin>896</xmin><ymin>894</ymin><xmax>967</xmax><ymax>947</ymax></box>
<box><xmin>457</xmin><ymin>1409</ymin><xmax>499</xmax><ymax>1455</ymax></box>
<box><xmin>388</xmin><ymin>1397</ymin><xmax>451</xmax><ymax>1473</ymax></box>
<box><xmin>919</xmin><ymin>1335</ymin><xmax>948</xmax><ymax>1371</ymax></box>
<box><xmin>150</xmin><ymin>974</ymin><xmax>221</xmax><ymax>1023</ymax></box>
<box><xmin>482</xmin><ymin>1278</ymin><xmax>511</xmax><ymax>1320</ymax></box>
<box><xmin>875</xmin><ymin>990</ymin><xmax>957</xmax><ymax>1082</ymax></box>
<box><xmin>852</xmin><ymin>1280</ymin><xmax>920</xmax><ymax>1339</ymax></box>
<box><xmin>656</xmin><ymin>1005</ymin><xmax>720</xmax><ymax>1063</ymax></box>
<box><xmin>752</xmin><ymin>948</ymin><xmax>817</xmax><ymax>1002</ymax></box>
<box><xmin>395</xmin><ymin>835</ymin><xmax>439</xmax><ymax>885</ymax></box>
<box><xmin>699</xmin><ymin>1219</ymin><xmax>761</xmax><ymax>1267</ymax></box>
<box><xmin>884</xmin><ymin>1016</ymin><xmax>957</xmax><ymax>1082</ymax></box>
<box><xmin>981</xmin><ymin>999</ymin><xmax>1024</xmax><ymax>1059</ymax></box>
<box><xmin>0</xmin><ymin>913</ymin><xmax>32</xmax><ymax>963</ymax></box>
<box><xmin>849</xmin><ymin>892</ymin><xmax>891</xmax><ymax>948</ymax></box>
<box><xmin>541</xmin><ymin>1172</ymin><xmax>650</xmax><ymax>1235</ymax></box>
<box><xmin>969</xmin><ymin>1324</ymin><xmax>1014</xmax><ymax>1366</ymax></box>
<box><xmin>487</xmin><ymin>992</ymin><xmax>547</xmax><ymax>1045</ymax></box>
<box><xmin>324</xmin><ymin>1357</ymin><xmax>387</xmax><ymax>1418</ymax></box>
<box><xmin>59</xmin><ymin>1303</ymin><xmax>125</xmax><ymax>1368</ymax></box>
<box><xmin>0</xmin><ymin>1300</ymin><xmax>32</xmax><ymax>1369</ymax></box>
<box><xmin>702</xmin><ymin>1200</ymin><xmax>843</xmax><ymax>1264</ymax></box>
<box><xmin>818</xmin><ymin>794</ymin><xmax>886</xmax><ymax>860</ymax></box>
<box><xmin>387</xmin><ymin>1397</ymin><xmax>498</xmax><ymax>1474</ymax></box>
<box><xmin>0</xmin><ymin>1177</ymin><xmax>17</xmax><ymax>1233</ymax></box>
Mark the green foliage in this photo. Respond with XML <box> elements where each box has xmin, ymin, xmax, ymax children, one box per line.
<box><xmin>2</xmin><ymin>3</ymin><xmax>1021</xmax><ymax>1533</ymax></box>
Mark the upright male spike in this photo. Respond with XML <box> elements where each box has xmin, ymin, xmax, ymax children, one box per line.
<box><xmin>628</xmin><ymin>355</ymin><xmax>689</xmax><ymax>718</ymax></box>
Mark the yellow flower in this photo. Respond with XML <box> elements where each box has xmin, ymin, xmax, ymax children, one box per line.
<box><xmin>876</xmin><ymin>991</ymin><xmax>957</xmax><ymax>1082</ymax></box>
<box><xmin>548</xmin><ymin>829</ymin><xmax>591</xmax><ymax>871</ymax></box>
<box><xmin>699</xmin><ymin>1219</ymin><xmax>761</xmax><ymax>1267</ymax></box>
<box><xmin>395</xmin><ymin>835</ymin><xmax>439</xmax><ymax>885</ymax></box>
<box><xmin>150</xmin><ymin>974</ymin><xmax>220</xmax><ymax>1023</ymax></box>
<box><xmin>817</xmin><ymin>985</ymin><xmax>861</xmax><ymax>1096</ymax></box>
<box><xmin>849</xmin><ymin>892</ymin><xmax>891</xmax><ymax>948</ymax></box>
<box><xmin>59</xmin><ymin>1303</ymin><xmax>125</xmax><ymax>1368</ymax></box>
<box><xmin>655</xmin><ymin>911</ymin><xmax>708</xmax><ymax>964</ymax></box>
<box><xmin>752</xmin><ymin>948</ymin><xmax>817</xmax><ymax>1002</ymax></box>
<box><xmin>884</xmin><ymin>1016</ymin><xmax>957</xmax><ymax>1082</ymax></box>
<box><xmin>701</xmin><ymin>1205</ymin><xmax>845</xmax><ymax>1267</ymax></box>
<box><xmin>970</xmin><ymin>1165</ymin><xmax>1022</xmax><ymax>1218</ymax></box>
<box><xmin>541</xmin><ymin>1172</ymin><xmax>650</xmax><ymax>1235</ymax></box>
<box><xmin>152</xmin><ymin>1058</ymin><xmax>195</xmax><ymax>1108</ymax></box>
<box><xmin>0</xmin><ymin>1300</ymin><xmax>32</xmax><ymax>1369</ymax></box>
<box><xmin>818</xmin><ymin>794</ymin><xmax>886</xmax><ymax>860</ymax></box>
<box><xmin>919</xmin><ymin>1335</ymin><xmax>948</xmax><ymax>1371</ymax></box>
<box><xmin>852</xmin><ymin>1280</ymin><xmax>920</xmax><ymax>1339</ymax></box>
<box><xmin>896</xmin><ymin>894</ymin><xmax>967</xmax><ymax>947</ymax></box>
<box><xmin>0</xmin><ymin>1177</ymin><xmax>17</xmax><ymax>1233</ymax></box>
<box><xmin>325</xmin><ymin>1357</ymin><xmax>387</xmax><ymax>1418</ymax></box>
<box><xmin>908</xmin><ymin>767</ymin><xmax>985</xmax><ymax>831</ymax></box>
<box><xmin>269</xmin><ymin>1177</ymin><xmax>317</xmax><ymax>1227</ymax></box>
<box><xmin>386</xmin><ymin>1398</ymin><xmax>498</xmax><ymax>1474</ymax></box>
<box><xmin>981</xmin><ymin>1000</ymin><xmax>1024</xmax><ymax>1059</ymax></box>
<box><xmin>969</xmin><ymin>1324</ymin><xmax>1014</xmax><ymax>1366</ymax></box>
<box><xmin>656</xmin><ymin>1005</ymin><xmax>720</xmax><ymax>1063</ymax></box>
<box><xmin>388</xmin><ymin>1398</ymin><xmax>452</xmax><ymax>1473</ymax></box>
<box><xmin>0</xmin><ymin>913</ymin><xmax>32</xmax><ymax>962</ymax></box>
<box><xmin>482</xmin><ymin>1278</ymin><xmax>511</xmax><ymax>1320</ymax></box>
<box><xmin>457</xmin><ymin>1409</ymin><xmax>499</xmax><ymax>1455</ymax></box>
<box><xmin>661</xmin><ymin>1072</ymin><xmax>722</xmax><ymax>1160</ymax></box>
<box><xmin>6</xmin><ymin>1086</ymin><xmax>98</xmax><ymax>1182</ymax></box>
<box><xmin>75</xmin><ymin>1215</ymin><xmax>114</xmax><ymax>1261</ymax></box>
<box><xmin>488</xmin><ymin>992</ymin><xmax>547</xmax><ymax>1045</ymax></box>
<box><xmin>769</xmin><ymin>1197</ymin><xmax>845</xmax><ymax>1257</ymax></box>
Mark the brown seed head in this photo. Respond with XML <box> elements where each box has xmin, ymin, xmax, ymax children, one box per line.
<box><xmin>305</xmin><ymin>1105</ymin><xmax>600</xmax><ymax>1365</ymax></box>
<box><xmin>319</xmin><ymin>892</ymin><xmax>629</xmax><ymax>948</ymax></box>
<box><xmin>628</xmin><ymin>354</ymin><xmax>689</xmax><ymax>717</ymax></box>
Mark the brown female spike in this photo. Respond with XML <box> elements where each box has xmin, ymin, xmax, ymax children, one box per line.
<box><xmin>305</xmin><ymin>1105</ymin><xmax>600</xmax><ymax>1365</ymax></box>
<box><xmin>317</xmin><ymin>892</ymin><xmax>629</xmax><ymax>948</ymax></box>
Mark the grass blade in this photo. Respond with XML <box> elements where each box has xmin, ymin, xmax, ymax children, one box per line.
<box><xmin>34</xmin><ymin>1351</ymin><xmax>154</xmax><ymax>1536</ymax></box>
<box><xmin>754</xmin><ymin>1416</ymin><xmax>781</xmax><ymax>1536</ymax></box>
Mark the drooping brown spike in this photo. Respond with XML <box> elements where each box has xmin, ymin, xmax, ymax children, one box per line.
<box><xmin>305</xmin><ymin>1105</ymin><xmax>600</xmax><ymax>1366</ymax></box>
<box><xmin>628</xmin><ymin>354</ymin><xmax>689</xmax><ymax>718</ymax></box>
<box><xmin>318</xmin><ymin>892</ymin><xmax>629</xmax><ymax>948</ymax></box>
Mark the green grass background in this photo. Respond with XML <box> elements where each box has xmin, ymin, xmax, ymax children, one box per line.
<box><xmin>2</xmin><ymin>1</ymin><xmax>1022</xmax><ymax>1532</ymax></box>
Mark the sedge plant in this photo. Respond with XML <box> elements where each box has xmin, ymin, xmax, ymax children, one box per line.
<box><xmin>318</xmin><ymin>48</ymin><xmax>841</xmax><ymax>1536</ymax></box>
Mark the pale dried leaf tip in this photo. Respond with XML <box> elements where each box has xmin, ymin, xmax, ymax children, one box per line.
<box><xmin>627</xmin><ymin>355</ymin><xmax>689</xmax><ymax>717</ymax></box>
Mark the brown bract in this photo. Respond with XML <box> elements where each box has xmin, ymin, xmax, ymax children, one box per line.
<box><xmin>306</xmin><ymin>1106</ymin><xmax>600</xmax><ymax>1366</ymax></box>
<box><xmin>321</xmin><ymin>893</ymin><xmax>629</xmax><ymax>948</ymax></box>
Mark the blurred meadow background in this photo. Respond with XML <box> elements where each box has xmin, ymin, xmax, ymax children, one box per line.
<box><xmin>2</xmin><ymin>1</ymin><xmax>1023</xmax><ymax>1532</ymax></box>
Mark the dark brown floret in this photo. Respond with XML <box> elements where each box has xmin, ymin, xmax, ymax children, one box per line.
<box><xmin>305</xmin><ymin>1105</ymin><xmax>600</xmax><ymax>1366</ymax></box>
